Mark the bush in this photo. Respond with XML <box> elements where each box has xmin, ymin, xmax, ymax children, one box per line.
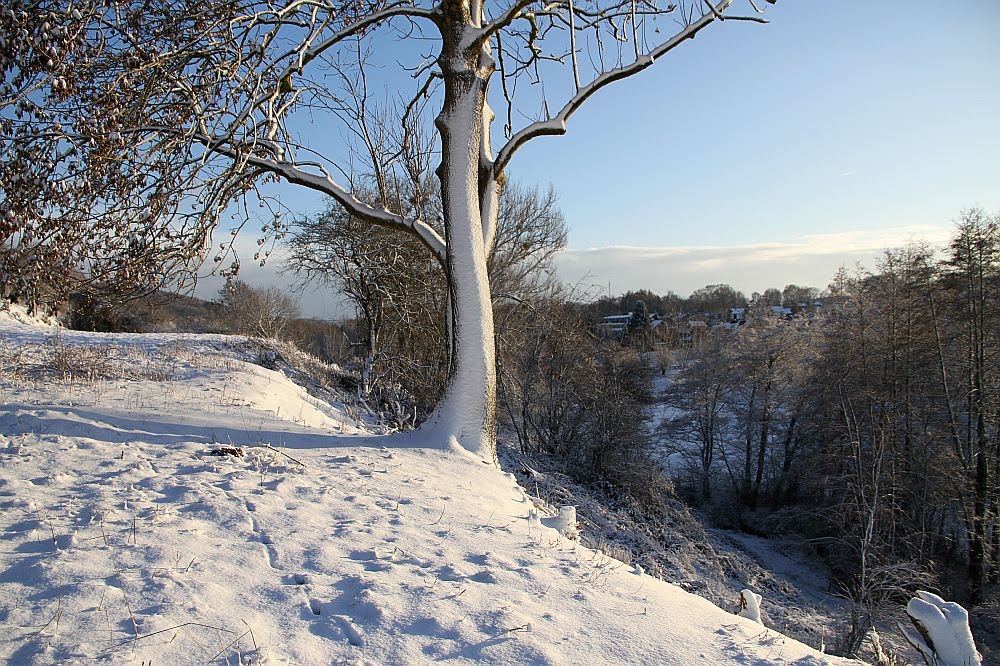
<box><xmin>497</xmin><ymin>296</ymin><xmax>654</xmax><ymax>485</ymax></box>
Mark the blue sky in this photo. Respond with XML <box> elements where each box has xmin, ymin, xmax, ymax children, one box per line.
<box><xmin>512</xmin><ymin>0</ymin><xmax>1000</xmax><ymax>296</ymax></box>
<box><xmin>201</xmin><ymin>0</ymin><xmax>1000</xmax><ymax>316</ymax></box>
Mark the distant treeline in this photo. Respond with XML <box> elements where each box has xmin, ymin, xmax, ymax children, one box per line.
<box><xmin>580</xmin><ymin>283</ymin><xmax>821</xmax><ymax>320</ymax></box>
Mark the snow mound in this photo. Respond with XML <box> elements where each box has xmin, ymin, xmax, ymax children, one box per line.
<box><xmin>0</xmin><ymin>318</ymin><xmax>863</xmax><ymax>664</ymax></box>
<box><xmin>901</xmin><ymin>591</ymin><xmax>982</xmax><ymax>666</ymax></box>
<box><xmin>0</xmin><ymin>301</ymin><xmax>61</xmax><ymax>328</ymax></box>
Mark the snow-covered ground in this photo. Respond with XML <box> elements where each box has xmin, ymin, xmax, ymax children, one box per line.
<box><xmin>0</xmin><ymin>308</ymin><xmax>862</xmax><ymax>664</ymax></box>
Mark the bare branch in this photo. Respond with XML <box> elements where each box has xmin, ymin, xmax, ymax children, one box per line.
<box><xmin>198</xmin><ymin>136</ymin><xmax>446</xmax><ymax>262</ymax></box>
<box><xmin>299</xmin><ymin>3</ymin><xmax>440</xmax><ymax>69</ymax></box>
<box><xmin>494</xmin><ymin>0</ymin><xmax>764</xmax><ymax>173</ymax></box>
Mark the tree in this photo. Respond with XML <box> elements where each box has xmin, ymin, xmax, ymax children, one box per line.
<box><xmin>725</xmin><ymin>305</ymin><xmax>803</xmax><ymax>509</ymax></box>
<box><xmin>781</xmin><ymin>283</ymin><xmax>818</xmax><ymax>307</ymax></box>
<box><xmin>942</xmin><ymin>209</ymin><xmax>999</xmax><ymax>601</ymax></box>
<box><xmin>285</xmin><ymin>179</ymin><xmax>566</xmax><ymax>410</ymax></box>
<box><xmin>661</xmin><ymin>329</ymin><xmax>730</xmax><ymax>503</ymax></box>
<box><xmin>626</xmin><ymin>299</ymin><xmax>651</xmax><ymax>349</ymax></box>
<box><xmin>688</xmin><ymin>283</ymin><xmax>748</xmax><ymax>315</ymax></box>
<box><xmin>287</xmin><ymin>193</ymin><xmax>448</xmax><ymax>406</ymax></box>
<box><xmin>218</xmin><ymin>280</ymin><xmax>300</xmax><ymax>340</ymax></box>
<box><xmin>496</xmin><ymin>288</ymin><xmax>653</xmax><ymax>480</ymax></box>
<box><xmin>2</xmin><ymin>0</ymin><xmax>772</xmax><ymax>459</ymax></box>
<box><xmin>761</xmin><ymin>287</ymin><xmax>783</xmax><ymax>306</ymax></box>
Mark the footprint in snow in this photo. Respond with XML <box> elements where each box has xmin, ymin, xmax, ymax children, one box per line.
<box><xmin>334</xmin><ymin>615</ymin><xmax>365</xmax><ymax>646</ymax></box>
<box><xmin>348</xmin><ymin>548</ymin><xmax>379</xmax><ymax>562</ymax></box>
<box><xmin>469</xmin><ymin>569</ymin><xmax>497</xmax><ymax>584</ymax></box>
<box><xmin>464</xmin><ymin>553</ymin><xmax>490</xmax><ymax>565</ymax></box>
<box><xmin>287</xmin><ymin>573</ymin><xmax>309</xmax><ymax>585</ymax></box>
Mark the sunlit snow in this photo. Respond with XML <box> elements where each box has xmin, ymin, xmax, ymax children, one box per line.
<box><xmin>0</xmin><ymin>306</ymin><xmax>862</xmax><ymax>664</ymax></box>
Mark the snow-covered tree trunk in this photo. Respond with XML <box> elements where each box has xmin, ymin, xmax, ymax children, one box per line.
<box><xmin>417</xmin><ymin>10</ymin><xmax>498</xmax><ymax>460</ymax></box>
<box><xmin>900</xmin><ymin>591</ymin><xmax>982</xmax><ymax>666</ymax></box>
<box><xmin>738</xmin><ymin>589</ymin><xmax>763</xmax><ymax>624</ymax></box>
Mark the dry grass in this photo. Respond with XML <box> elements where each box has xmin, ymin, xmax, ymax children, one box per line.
<box><xmin>0</xmin><ymin>335</ymin><xmax>177</xmax><ymax>383</ymax></box>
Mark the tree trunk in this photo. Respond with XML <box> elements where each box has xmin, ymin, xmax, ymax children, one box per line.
<box><xmin>742</xmin><ymin>385</ymin><xmax>756</xmax><ymax>500</ymax></box>
<box><xmin>970</xmin><ymin>408</ymin><xmax>988</xmax><ymax>601</ymax></box>
<box><xmin>413</xmin><ymin>16</ymin><xmax>498</xmax><ymax>461</ymax></box>
<box><xmin>752</xmin><ymin>402</ymin><xmax>768</xmax><ymax>511</ymax></box>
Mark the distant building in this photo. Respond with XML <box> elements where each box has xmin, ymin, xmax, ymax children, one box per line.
<box><xmin>770</xmin><ymin>305</ymin><xmax>793</xmax><ymax>319</ymax></box>
<box><xmin>598</xmin><ymin>314</ymin><xmax>633</xmax><ymax>339</ymax></box>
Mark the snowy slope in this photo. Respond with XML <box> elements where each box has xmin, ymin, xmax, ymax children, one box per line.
<box><xmin>0</xmin><ymin>312</ymin><xmax>863</xmax><ymax>665</ymax></box>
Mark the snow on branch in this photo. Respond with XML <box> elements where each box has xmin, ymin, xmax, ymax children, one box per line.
<box><xmin>199</xmin><ymin>136</ymin><xmax>447</xmax><ymax>263</ymax></box>
<box><xmin>297</xmin><ymin>3</ymin><xmax>440</xmax><ymax>69</ymax></box>
<box><xmin>493</xmin><ymin>0</ymin><xmax>766</xmax><ymax>174</ymax></box>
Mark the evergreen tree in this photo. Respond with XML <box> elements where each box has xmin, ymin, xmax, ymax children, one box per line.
<box><xmin>627</xmin><ymin>300</ymin><xmax>652</xmax><ymax>350</ymax></box>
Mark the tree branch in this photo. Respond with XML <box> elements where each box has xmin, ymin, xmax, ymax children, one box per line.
<box><xmin>494</xmin><ymin>0</ymin><xmax>759</xmax><ymax>173</ymax></box>
<box><xmin>301</xmin><ymin>4</ymin><xmax>441</xmax><ymax>69</ymax></box>
<box><xmin>198</xmin><ymin>137</ymin><xmax>447</xmax><ymax>262</ymax></box>
<box><xmin>477</xmin><ymin>0</ymin><xmax>540</xmax><ymax>43</ymax></box>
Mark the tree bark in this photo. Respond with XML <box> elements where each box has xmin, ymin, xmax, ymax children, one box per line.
<box><xmin>414</xmin><ymin>14</ymin><xmax>498</xmax><ymax>460</ymax></box>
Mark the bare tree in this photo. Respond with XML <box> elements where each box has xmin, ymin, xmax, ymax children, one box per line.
<box><xmin>287</xmin><ymin>197</ymin><xmax>447</xmax><ymax>404</ymax></box>
<box><xmin>496</xmin><ymin>287</ymin><xmax>653</xmax><ymax>480</ymax></box>
<box><xmin>285</xmin><ymin>179</ymin><xmax>565</xmax><ymax>411</ymax></box>
<box><xmin>218</xmin><ymin>280</ymin><xmax>300</xmax><ymax>340</ymax></box>
<box><xmin>2</xmin><ymin>0</ymin><xmax>772</xmax><ymax>458</ymax></box>
<box><xmin>660</xmin><ymin>332</ymin><xmax>730</xmax><ymax>503</ymax></box>
<box><xmin>942</xmin><ymin>209</ymin><xmax>1000</xmax><ymax>602</ymax></box>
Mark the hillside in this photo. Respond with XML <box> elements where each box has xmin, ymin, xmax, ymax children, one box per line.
<box><xmin>0</xmin><ymin>308</ymin><xmax>862</xmax><ymax>664</ymax></box>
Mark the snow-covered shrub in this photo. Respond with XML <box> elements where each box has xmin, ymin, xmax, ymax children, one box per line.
<box><xmin>550</xmin><ymin>506</ymin><xmax>578</xmax><ymax>539</ymax></box>
<box><xmin>870</xmin><ymin>628</ymin><xmax>903</xmax><ymax>666</ymax></box>
<box><xmin>899</xmin><ymin>591</ymin><xmax>982</xmax><ymax>666</ymax></box>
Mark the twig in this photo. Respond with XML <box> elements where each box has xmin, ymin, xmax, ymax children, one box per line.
<box><xmin>251</xmin><ymin>442</ymin><xmax>306</xmax><ymax>467</ymax></box>
<box><xmin>205</xmin><ymin>629</ymin><xmax>251</xmax><ymax>663</ymax></box>
<box><xmin>241</xmin><ymin>619</ymin><xmax>259</xmax><ymax>655</ymax></box>
<box><xmin>105</xmin><ymin>621</ymin><xmax>237</xmax><ymax>652</ymax></box>
<box><xmin>33</xmin><ymin>597</ymin><xmax>63</xmax><ymax>639</ymax></box>
<box><xmin>446</xmin><ymin>587</ymin><xmax>467</xmax><ymax>600</ymax></box>
<box><xmin>123</xmin><ymin>592</ymin><xmax>139</xmax><ymax>639</ymax></box>
<box><xmin>99</xmin><ymin>518</ymin><xmax>110</xmax><ymax>547</ymax></box>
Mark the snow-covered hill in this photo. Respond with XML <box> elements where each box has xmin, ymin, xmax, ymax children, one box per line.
<box><xmin>0</xmin><ymin>309</ymin><xmax>862</xmax><ymax>664</ymax></box>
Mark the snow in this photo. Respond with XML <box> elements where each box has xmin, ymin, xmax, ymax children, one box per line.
<box><xmin>901</xmin><ymin>591</ymin><xmax>982</xmax><ymax>666</ymax></box>
<box><xmin>0</xmin><ymin>314</ymin><xmax>863</xmax><ymax>664</ymax></box>
<box><xmin>739</xmin><ymin>590</ymin><xmax>763</xmax><ymax>624</ymax></box>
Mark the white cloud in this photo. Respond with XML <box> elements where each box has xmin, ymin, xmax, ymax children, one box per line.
<box><xmin>194</xmin><ymin>223</ymin><xmax>955</xmax><ymax>317</ymax></box>
<box><xmin>555</xmin><ymin>224</ymin><xmax>953</xmax><ymax>297</ymax></box>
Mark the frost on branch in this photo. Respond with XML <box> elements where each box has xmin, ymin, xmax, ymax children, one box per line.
<box><xmin>899</xmin><ymin>591</ymin><xmax>981</xmax><ymax>666</ymax></box>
